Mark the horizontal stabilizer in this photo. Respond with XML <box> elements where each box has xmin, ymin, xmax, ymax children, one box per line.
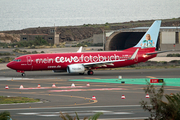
<box><xmin>146</xmin><ymin>49</ymin><xmax>174</xmax><ymax>55</ymax></box>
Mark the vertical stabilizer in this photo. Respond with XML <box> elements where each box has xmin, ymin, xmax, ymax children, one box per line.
<box><xmin>134</xmin><ymin>20</ymin><xmax>161</xmax><ymax>49</ymax></box>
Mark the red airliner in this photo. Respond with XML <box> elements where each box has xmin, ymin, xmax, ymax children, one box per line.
<box><xmin>7</xmin><ymin>20</ymin><xmax>167</xmax><ymax>76</ymax></box>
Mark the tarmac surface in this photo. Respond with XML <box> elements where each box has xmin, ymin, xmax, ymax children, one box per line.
<box><xmin>0</xmin><ymin>68</ymin><xmax>180</xmax><ymax>120</ymax></box>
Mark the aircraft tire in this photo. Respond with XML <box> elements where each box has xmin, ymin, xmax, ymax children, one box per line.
<box><xmin>88</xmin><ymin>70</ymin><xmax>93</xmax><ymax>75</ymax></box>
<box><xmin>21</xmin><ymin>73</ymin><xmax>25</xmax><ymax>77</ymax></box>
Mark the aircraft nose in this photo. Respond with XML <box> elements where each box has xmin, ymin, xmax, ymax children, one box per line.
<box><xmin>7</xmin><ymin>62</ymin><xmax>14</xmax><ymax>69</ymax></box>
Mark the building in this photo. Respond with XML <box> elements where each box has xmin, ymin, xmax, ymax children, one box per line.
<box><xmin>93</xmin><ymin>27</ymin><xmax>180</xmax><ymax>51</ymax></box>
<box><xmin>20</xmin><ymin>28</ymin><xmax>59</xmax><ymax>45</ymax></box>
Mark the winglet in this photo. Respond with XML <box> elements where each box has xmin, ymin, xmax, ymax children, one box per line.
<box><xmin>128</xmin><ymin>48</ymin><xmax>139</xmax><ymax>60</ymax></box>
<box><xmin>77</xmin><ymin>46</ymin><xmax>83</xmax><ymax>53</ymax></box>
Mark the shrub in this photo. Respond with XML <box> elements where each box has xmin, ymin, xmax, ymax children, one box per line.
<box><xmin>0</xmin><ymin>111</ymin><xmax>11</xmax><ymax>120</ymax></box>
<box><xmin>140</xmin><ymin>81</ymin><xmax>180</xmax><ymax>120</ymax></box>
<box><xmin>167</xmin><ymin>53</ymin><xmax>180</xmax><ymax>57</ymax></box>
<box><xmin>32</xmin><ymin>51</ymin><xmax>38</xmax><ymax>54</ymax></box>
<box><xmin>1</xmin><ymin>36</ymin><xmax>49</xmax><ymax>48</ymax></box>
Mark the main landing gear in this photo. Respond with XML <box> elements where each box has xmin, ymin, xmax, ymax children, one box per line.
<box><xmin>87</xmin><ymin>70</ymin><xmax>94</xmax><ymax>75</ymax></box>
<box><xmin>79</xmin><ymin>70</ymin><xmax>93</xmax><ymax>75</ymax></box>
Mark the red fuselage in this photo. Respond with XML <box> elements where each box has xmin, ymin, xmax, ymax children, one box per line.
<box><xmin>7</xmin><ymin>47</ymin><xmax>156</xmax><ymax>72</ymax></box>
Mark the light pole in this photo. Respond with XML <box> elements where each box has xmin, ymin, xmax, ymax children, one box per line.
<box><xmin>103</xmin><ymin>30</ymin><xmax>105</xmax><ymax>51</ymax></box>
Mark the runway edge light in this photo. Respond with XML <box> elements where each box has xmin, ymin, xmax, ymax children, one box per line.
<box><xmin>87</xmin><ymin>83</ymin><xmax>90</xmax><ymax>87</ymax></box>
<box><xmin>121</xmin><ymin>95</ymin><xmax>125</xmax><ymax>99</ymax></box>
<box><xmin>52</xmin><ymin>84</ymin><xmax>56</xmax><ymax>88</ymax></box>
<box><xmin>71</xmin><ymin>83</ymin><xmax>75</xmax><ymax>87</ymax></box>
<box><xmin>146</xmin><ymin>94</ymin><xmax>150</xmax><ymax>98</ymax></box>
<box><xmin>119</xmin><ymin>76</ymin><xmax>122</xmax><ymax>80</ymax></box>
<box><xmin>37</xmin><ymin>84</ymin><xmax>41</xmax><ymax>88</ymax></box>
<box><xmin>5</xmin><ymin>85</ymin><xmax>9</xmax><ymax>89</ymax></box>
<box><xmin>92</xmin><ymin>96</ymin><xmax>96</xmax><ymax>100</ymax></box>
<box><xmin>20</xmin><ymin>85</ymin><xmax>24</xmax><ymax>89</ymax></box>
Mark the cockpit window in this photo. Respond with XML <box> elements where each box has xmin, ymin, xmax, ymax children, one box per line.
<box><xmin>13</xmin><ymin>59</ymin><xmax>21</xmax><ymax>62</ymax></box>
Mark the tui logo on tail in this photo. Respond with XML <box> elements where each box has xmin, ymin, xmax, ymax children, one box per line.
<box><xmin>141</xmin><ymin>34</ymin><xmax>155</xmax><ymax>48</ymax></box>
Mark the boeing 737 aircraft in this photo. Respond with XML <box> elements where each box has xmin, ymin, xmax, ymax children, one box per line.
<box><xmin>7</xmin><ymin>20</ymin><xmax>167</xmax><ymax>76</ymax></box>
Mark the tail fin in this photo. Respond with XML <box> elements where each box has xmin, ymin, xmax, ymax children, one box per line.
<box><xmin>134</xmin><ymin>20</ymin><xmax>161</xmax><ymax>49</ymax></box>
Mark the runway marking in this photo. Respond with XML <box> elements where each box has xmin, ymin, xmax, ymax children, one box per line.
<box><xmin>18</xmin><ymin>113</ymin><xmax>38</xmax><ymax>115</ymax></box>
<box><xmin>0</xmin><ymin>77</ymin><xmax>33</xmax><ymax>81</ymax></box>
<box><xmin>84</xmin><ymin>77</ymin><xmax>100</xmax><ymax>79</ymax></box>
<box><xmin>146</xmin><ymin>76</ymin><xmax>156</xmax><ymax>78</ymax></box>
<box><xmin>0</xmin><ymin>101</ymin><xmax>43</xmax><ymax>106</ymax></box>
<box><xmin>49</xmin><ymin>88</ymin><xmax>126</xmax><ymax>92</ymax></box>
<box><xmin>0</xmin><ymin>105</ymin><xmax>142</xmax><ymax>110</ymax></box>
<box><xmin>113</xmin><ymin>91</ymin><xmax>144</xmax><ymax>93</ymax></box>
<box><xmin>13</xmin><ymin>79</ymin><xmax>67</xmax><ymax>82</ymax></box>
<box><xmin>18</xmin><ymin>87</ymin><xmax>52</xmax><ymax>90</ymax></box>
<box><xmin>17</xmin><ymin>111</ymin><xmax>133</xmax><ymax>117</ymax></box>
<box><xmin>17</xmin><ymin>86</ymin><xmax>89</xmax><ymax>90</ymax></box>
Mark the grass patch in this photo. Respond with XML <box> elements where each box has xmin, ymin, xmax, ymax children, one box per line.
<box><xmin>0</xmin><ymin>96</ymin><xmax>40</xmax><ymax>104</ymax></box>
<box><xmin>0</xmin><ymin>57</ymin><xmax>14</xmax><ymax>63</ymax></box>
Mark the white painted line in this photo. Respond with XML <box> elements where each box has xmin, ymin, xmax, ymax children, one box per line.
<box><xmin>112</xmin><ymin>112</ymin><xmax>133</xmax><ymax>114</ymax></box>
<box><xmin>99</xmin><ymin>117</ymin><xmax>148</xmax><ymax>120</ymax></box>
<box><xmin>0</xmin><ymin>77</ymin><xmax>33</xmax><ymax>81</ymax></box>
<box><xmin>93</xmin><ymin>110</ymin><xmax>111</xmax><ymax>113</ymax></box>
<box><xmin>0</xmin><ymin>77</ymin><xmax>61</xmax><ymax>81</ymax></box>
<box><xmin>17</xmin><ymin>111</ymin><xmax>133</xmax><ymax>117</ymax></box>
<box><xmin>0</xmin><ymin>101</ymin><xmax>43</xmax><ymax>105</ymax></box>
<box><xmin>18</xmin><ymin>113</ymin><xmax>38</xmax><ymax>115</ymax></box>
<box><xmin>38</xmin><ymin>114</ymin><xmax>58</xmax><ymax>117</ymax></box>
<box><xmin>0</xmin><ymin>105</ymin><xmax>141</xmax><ymax>111</ymax></box>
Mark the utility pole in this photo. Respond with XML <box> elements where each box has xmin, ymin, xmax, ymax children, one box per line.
<box><xmin>103</xmin><ymin>30</ymin><xmax>105</xmax><ymax>51</ymax></box>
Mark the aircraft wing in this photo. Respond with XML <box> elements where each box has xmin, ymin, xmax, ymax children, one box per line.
<box><xmin>82</xmin><ymin>48</ymin><xmax>139</xmax><ymax>68</ymax></box>
<box><xmin>82</xmin><ymin>59</ymin><xmax>125</xmax><ymax>68</ymax></box>
<box><xmin>77</xmin><ymin>46</ymin><xmax>83</xmax><ymax>52</ymax></box>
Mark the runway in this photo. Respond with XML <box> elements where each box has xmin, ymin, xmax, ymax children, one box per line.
<box><xmin>0</xmin><ymin>68</ymin><xmax>180</xmax><ymax>120</ymax></box>
<box><xmin>1</xmin><ymin>105</ymin><xmax>149</xmax><ymax>120</ymax></box>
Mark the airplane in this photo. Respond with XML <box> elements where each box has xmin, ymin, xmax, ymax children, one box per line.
<box><xmin>7</xmin><ymin>20</ymin><xmax>169</xmax><ymax>76</ymax></box>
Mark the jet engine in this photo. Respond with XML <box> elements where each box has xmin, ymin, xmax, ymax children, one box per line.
<box><xmin>67</xmin><ymin>64</ymin><xmax>85</xmax><ymax>74</ymax></box>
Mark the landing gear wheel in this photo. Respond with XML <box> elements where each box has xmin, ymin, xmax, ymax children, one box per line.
<box><xmin>21</xmin><ymin>73</ymin><xmax>25</xmax><ymax>77</ymax></box>
<box><xmin>87</xmin><ymin>70</ymin><xmax>94</xmax><ymax>75</ymax></box>
<box><xmin>79</xmin><ymin>73</ymin><xmax>84</xmax><ymax>75</ymax></box>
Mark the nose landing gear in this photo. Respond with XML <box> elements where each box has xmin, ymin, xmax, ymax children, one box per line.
<box><xmin>21</xmin><ymin>73</ymin><xmax>26</xmax><ymax>77</ymax></box>
<box><xmin>16</xmin><ymin>70</ymin><xmax>25</xmax><ymax>77</ymax></box>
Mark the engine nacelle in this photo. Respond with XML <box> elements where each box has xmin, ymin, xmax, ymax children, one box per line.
<box><xmin>67</xmin><ymin>64</ymin><xmax>85</xmax><ymax>73</ymax></box>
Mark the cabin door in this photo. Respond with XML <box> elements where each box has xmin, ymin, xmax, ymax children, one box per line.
<box><xmin>27</xmin><ymin>56</ymin><xmax>32</xmax><ymax>65</ymax></box>
<box><xmin>27</xmin><ymin>56</ymin><xmax>33</xmax><ymax>70</ymax></box>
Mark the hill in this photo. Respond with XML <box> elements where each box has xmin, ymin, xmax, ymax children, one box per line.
<box><xmin>0</xmin><ymin>18</ymin><xmax>180</xmax><ymax>43</ymax></box>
